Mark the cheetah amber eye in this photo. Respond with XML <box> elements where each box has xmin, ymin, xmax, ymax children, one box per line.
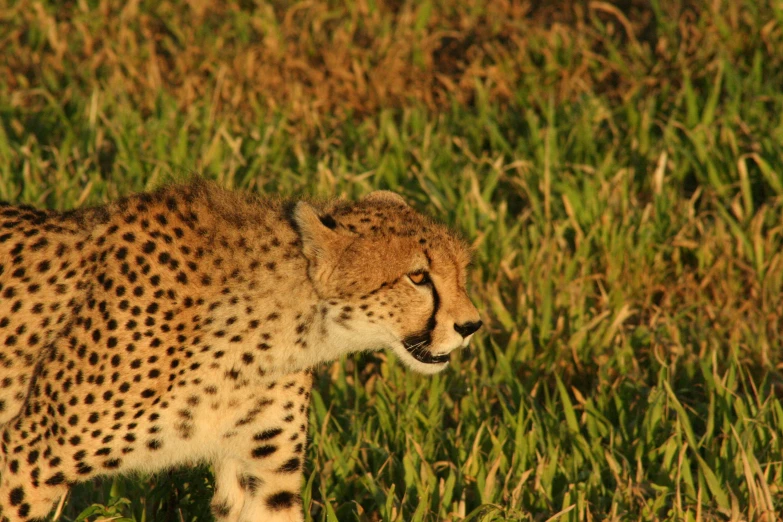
<box><xmin>408</xmin><ymin>271</ymin><xmax>429</xmax><ymax>285</ymax></box>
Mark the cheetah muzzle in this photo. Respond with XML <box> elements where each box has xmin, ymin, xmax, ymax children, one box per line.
<box><xmin>0</xmin><ymin>181</ymin><xmax>481</xmax><ymax>522</ymax></box>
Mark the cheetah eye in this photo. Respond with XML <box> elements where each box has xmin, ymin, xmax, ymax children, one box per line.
<box><xmin>408</xmin><ymin>271</ymin><xmax>430</xmax><ymax>285</ymax></box>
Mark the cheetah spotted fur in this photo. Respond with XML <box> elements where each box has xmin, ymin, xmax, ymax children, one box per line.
<box><xmin>0</xmin><ymin>181</ymin><xmax>481</xmax><ymax>521</ymax></box>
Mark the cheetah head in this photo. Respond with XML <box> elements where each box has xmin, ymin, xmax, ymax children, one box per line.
<box><xmin>294</xmin><ymin>191</ymin><xmax>481</xmax><ymax>374</ymax></box>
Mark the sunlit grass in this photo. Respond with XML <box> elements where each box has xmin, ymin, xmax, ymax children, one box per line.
<box><xmin>2</xmin><ymin>1</ymin><xmax>783</xmax><ymax>521</ymax></box>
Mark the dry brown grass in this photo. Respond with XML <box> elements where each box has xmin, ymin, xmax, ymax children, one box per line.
<box><xmin>4</xmin><ymin>0</ymin><xmax>781</xmax><ymax>131</ymax></box>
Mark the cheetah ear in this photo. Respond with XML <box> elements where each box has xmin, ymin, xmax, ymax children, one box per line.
<box><xmin>361</xmin><ymin>190</ymin><xmax>409</xmax><ymax>207</ymax></box>
<box><xmin>293</xmin><ymin>202</ymin><xmax>348</xmax><ymax>284</ymax></box>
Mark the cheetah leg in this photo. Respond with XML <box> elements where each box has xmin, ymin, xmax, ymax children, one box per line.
<box><xmin>211</xmin><ymin>458</ymin><xmax>247</xmax><ymax>521</ymax></box>
<box><xmin>212</xmin><ymin>413</ymin><xmax>309</xmax><ymax>522</ymax></box>
<box><xmin>211</xmin><ymin>371</ymin><xmax>311</xmax><ymax>522</ymax></box>
<box><xmin>0</xmin><ymin>433</ymin><xmax>67</xmax><ymax>522</ymax></box>
<box><xmin>210</xmin><ymin>450</ymin><xmax>306</xmax><ymax>522</ymax></box>
<box><xmin>234</xmin><ymin>460</ymin><xmax>305</xmax><ymax>522</ymax></box>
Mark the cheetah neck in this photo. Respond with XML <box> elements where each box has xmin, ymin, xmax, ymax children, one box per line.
<box><xmin>192</xmin><ymin>246</ymin><xmax>386</xmax><ymax>379</ymax></box>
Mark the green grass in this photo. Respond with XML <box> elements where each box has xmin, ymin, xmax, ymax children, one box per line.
<box><xmin>2</xmin><ymin>0</ymin><xmax>783</xmax><ymax>520</ymax></box>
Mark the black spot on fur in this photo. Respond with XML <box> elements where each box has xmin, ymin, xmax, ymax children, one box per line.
<box><xmin>266</xmin><ymin>491</ymin><xmax>299</xmax><ymax>511</ymax></box>
<box><xmin>278</xmin><ymin>457</ymin><xmax>300</xmax><ymax>473</ymax></box>
<box><xmin>103</xmin><ymin>458</ymin><xmax>121</xmax><ymax>469</ymax></box>
<box><xmin>239</xmin><ymin>474</ymin><xmax>262</xmax><ymax>493</ymax></box>
<box><xmin>8</xmin><ymin>487</ymin><xmax>23</xmax><ymax>506</ymax></box>
<box><xmin>253</xmin><ymin>428</ymin><xmax>283</xmax><ymax>441</ymax></box>
<box><xmin>319</xmin><ymin>214</ymin><xmax>337</xmax><ymax>229</ymax></box>
<box><xmin>251</xmin><ymin>445</ymin><xmax>277</xmax><ymax>458</ymax></box>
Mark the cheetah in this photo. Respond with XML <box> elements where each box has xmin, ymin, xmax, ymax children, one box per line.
<box><xmin>0</xmin><ymin>180</ymin><xmax>481</xmax><ymax>521</ymax></box>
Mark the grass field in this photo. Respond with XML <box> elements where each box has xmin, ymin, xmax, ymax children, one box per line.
<box><xmin>2</xmin><ymin>0</ymin><xmax>783</xmax><ymax>520</ymax></box>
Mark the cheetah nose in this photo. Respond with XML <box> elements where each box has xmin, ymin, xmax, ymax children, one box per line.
<box><xmin>454</xmin><ymin>320</ymin><xmax>482</xmax><ymax>338</ymax></box>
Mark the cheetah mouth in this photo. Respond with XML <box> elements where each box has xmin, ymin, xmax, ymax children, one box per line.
<box><xmin>402</xmin><ymin>334</ymin><xmax>449</xmax><ymax>365</ymax></box>
<box><xmin>410</xmin><ymin>350</ymin><xmax>450</xmax><ymax>365</ymax></box>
